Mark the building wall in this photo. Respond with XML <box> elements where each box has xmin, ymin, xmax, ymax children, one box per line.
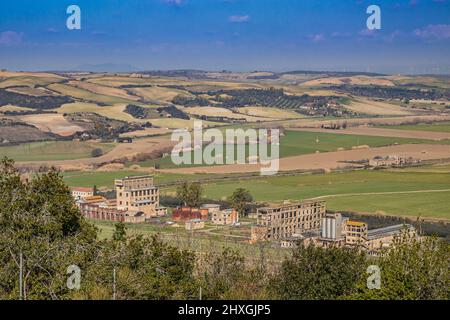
<box><xmin>185</xmin><ymin>220</ymin><xmax>205</xmax><ymax>230</ymax></box>
<box><xmin>345</xmin><ymin>221</ymin><xmax>368</xmax><ymax>245</ymax></box>
<box><xmin>211</xmin><ymin>209</ymin><xmax>239</xmax><ymax>225</ymax></box>
<box><xmin>115</xmin><ymin>175</ymin><xmax>162</xmax><ymax>218</ymax></box>
<box><xmin>252</xmin><ymin>200</ymin><xmax>326</xmax><ymax>241</ymax></box>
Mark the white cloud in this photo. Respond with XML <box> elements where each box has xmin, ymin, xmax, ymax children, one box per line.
<box><xmin>309</xmin><ymin>34</ymin><xmax>325</xmax><ymax>43</ymax></box>
<box><xmin>414</xmin><ymin>24</ymin><xmax>450</xmax><ymax>39</ymax></box>
<box><xmin>229</xmin><ymin>15</ymin><xmax>250</xmax><ymax>23</ymax></box>
<box><xmin>163</xmin><ymin>0</ymin><xmax>185</xmax><ymax>6</ymax></box>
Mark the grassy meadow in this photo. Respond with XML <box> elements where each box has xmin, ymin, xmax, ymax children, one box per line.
<box><xmin>0</xmin><ymin>141</ymin><xmax>115</xmax><ymax>161</ymax></box>
<box><xmin>160</xmin><ymin>169</ymin><xmax>450</xmax><ymax>219</ymax></box>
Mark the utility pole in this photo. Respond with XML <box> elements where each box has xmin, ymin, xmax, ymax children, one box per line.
<box><xmin>19</xmin><ymin>251</ymin><xmax>23</xmax><ymax>300</ymax></box>
<box><xmin>199</xmin><ymin>286</ymin><xmax>202</xmax><ymax>300</ymax></box>
<box><xmin>112</xmin><ymin>268</ymin><xmax>116</xmax><ymax>300</ymax></box>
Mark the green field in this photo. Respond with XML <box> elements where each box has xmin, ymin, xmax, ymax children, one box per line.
<box><xmin>134</xmin><ymin>130</ymin><xmax>444</xmax><ymax>169</ymax></box>
<box><xmin>376</xmin><ymin>122</ymin><xmax>450</xmax><ymax>133</ymax></box>
<box><xmin>162</xmin><ymin>170</ymin><xmax>450</xmax><ymax>219</ymax></box>
<box><xmin>63</xmin><ymin>170</ymin><xmax>220</xmax><ymax>189</ymax></box>
<box><xmin>0</xmin><ymin>141</ymin><xmax>115</xmax><ymax>161</ymax></box>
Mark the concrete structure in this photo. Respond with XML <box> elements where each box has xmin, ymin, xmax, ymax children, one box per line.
<box><xmin>251</xmin><ymin>200</ymin><xmax>326</xmax><ymax>242</ymax></box>
<box><xmin>78</xmin><ymin>196</ymin><xmax>145</xmax><ymax>223</ymax></box>
<box><xmin>185</xmin><ymin>219</ymin><xmax>205</xmax><ymax>231</ymax></box>
<box><xmin>115</xmin><ymin>175</ymin><xmax>166</xmax><ymax>218</ymax></box>
<box><xmin>344</xmin><ymin>220</ymin><xmax>368</xmax><ymax>245</ymax></box>
<box><xmin>211</xmin><ymin>209</ymin><xmax>239</xmax><ymax>225</ymax></box>
<box><xmin>200</xmin><ymin>204</ymin><xmax>221</xmax><ymax>214</ymax></box>
<box><xmin>369</xmin><ymin>155</ymin><xmax>420</xmax><ymax>167</ymax></box>
<box><xmin>367</xmin><ymin>224</ymin><xmax>416</xmax><ymax>253</ymax></box>
<box><xmin>77</xmin><ymin>175</ymin><xmax>166</xmax><ymax>223</ymax></box>
<box><xmin>320</xmin><ymin>212</ymin><xmax>347</xmax><ymax>247</ymax></box>
<box><xmin>71</xmin><ymin>187</ymin><xmax>94</xmax><ymax>200</ymax></box>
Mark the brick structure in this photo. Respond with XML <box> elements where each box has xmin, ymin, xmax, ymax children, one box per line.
<box><xmin>172</xmin><ymin>207</ymin><xmax>206</xmax><ymax>221</ymax></box>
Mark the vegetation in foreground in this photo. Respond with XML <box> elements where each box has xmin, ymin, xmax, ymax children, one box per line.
<box><xmin>0</xmin><ymin>157</ymin><xmax>448</xmax><ymax>300</ymax></box>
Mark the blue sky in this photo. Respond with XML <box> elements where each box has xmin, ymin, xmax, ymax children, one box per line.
<box><xmin>0</xmin><ymin>0</ymin><xmax>449</xmax><ymax>73</ymax></box>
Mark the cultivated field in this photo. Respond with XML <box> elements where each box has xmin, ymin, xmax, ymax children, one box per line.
<box><xmin>0</xmin><ymin>141</ymin><xmax>114</xmax><ymax>161</ymax></box>
<box><xmin>15</xmin><ymin>113</ymin><xmax>85</xmax><ymax>136</ymax></box>
<box><xmin>234</xmin><ymin>106</ymin><xmax>305</xmax><ymax>119</ymax></box>
<box><xmin>161</xmin><ymin>143</ymin><xmax>450</xmax><ymax>174</ymax></box>
<box><xmin>291</xmin><ymin>126</ymin><xmax>450</xmax><ymax>141</ymax></box>
<box><xmin>56</xmin><ymin>102</ymin><xmax>138</xmax><ymax>122</ymax></box>
<box><xmin>343</xmin><ymin>98</ymin><xmax>413</xmax><ymax>116</ymax></box>
<box><xmin>163</xmin><ymin>170</ymin><xmax>450</xmax><ymax>219</ymax></box>
<box><xmin>129</xmin><ymin>86</ymin><xmax>193</xmax><ymax>103</ymax></box>
<box><xmin>375</xmin><ymin>122</ymin><xmax>450</xmax><ymax>133</ymax></box>
<box><xmin>300</xmin><ymin>75</ymin><xmax>396</xmax><ymax>87</ymax></box>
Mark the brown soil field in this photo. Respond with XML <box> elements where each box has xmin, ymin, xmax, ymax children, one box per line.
<box><xmin>69</xmin><ymin>80</ymin><xmax>140</xmax><ymax>101</ymax></box>
<box><xmin>6</xmin><ymin>86</ymin><xmax>59</xmax><ymax>96</ymax></box>
<box><xmin>291</xmin><ymin>126</ymin><xmax>450</xmax><ymax>141</ymax></box>
<box><xmin>160</xmin><ymin>144</ymin><xmax>450</xmax><ymax>174</ymax></box>
<box><xmin>275</xmin><ymin>114</ymin><xmax>450</xmax><ymax>129</ymax></box>
<box><xmin>300</xmin><ymin>76</ymin><xmax>395</xmax><ymax>87</ymax></box>
<box><xmin>16</xmin><ymin>114</ymin><xmax>85</xmax><ymax>136</ymax></box>
<box><xmin>15</xmin><ymin>137</ymin><xmax>176</xmax><ymax>171</ymax></box>
<box><xmin>343</xmin><ymin>98</ymin><xmax>413</xmax><ymax>116</ymax></box>
<box><xmin>129</xmin><ymin>86</ymin><xmax>193</xmax><ymax>103</ymax></box>
<box><xmin>183</xmin><ymin>106</ymin><xmax>268</xmax><ymax>122</ymax></box>
<box><xmin>119</xmin><ymin>127</ymin><xmax>171</xmax><ymax>138</ymax></box>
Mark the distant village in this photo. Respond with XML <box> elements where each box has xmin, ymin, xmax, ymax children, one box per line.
<box><xmin>72</xmin><ymin>174</ymin><xmax>417</xmax><ymax>256</ymax></box>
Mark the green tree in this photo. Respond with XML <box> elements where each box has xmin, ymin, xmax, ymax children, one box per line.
<box><xmin>187</xmin><ymin>182</ymin><xmax>202</xmax><ymax>208</ymax></box>
<box><xmin>176</xmin><ymin>182</ymin><xmax>190</xmax><ymax>206</ymax></box>
<box><xmin>350</xmin><ymin>234</ymin><xmax>450</xmax><ymax>300</ymax></box>
<box><xmin>91</xmin><ymin>148</ymin><xmax>103</xmax><ymax>158</ymax></box>
<box><xmin>112</xmin><ymin>221</ymin><xmax>127</xmax><ymax>241</ymax></box>
<box><xmin>269</xmin><ymin>244</ymin><xmax>366</xmax><ymax>300</ymax></box>
<box><xmin>176</xmin><ymin>182</ymin><xmax>202</xmax><ymax>207</ymax></box>
<box><xmin>0</xmin><ymin>157</ymin><xmax>96</xmax><ymax>299</ymax></box>
<box><xmin>228</xmin><ymin>188</ymin><xmax>253</xmax><ymax>216</ymax></box>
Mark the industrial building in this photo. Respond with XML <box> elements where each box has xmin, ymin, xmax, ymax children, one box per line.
<box><xmin>366</xmin><ymin>224</ymin><xmax>416</xmax><ymax>253</ymax></box>
<box><xmin>76</xmin><ymin>175</ymin><xmax>166</xmax><ymax>223</ymax></box>
<box><xmin>273</xmin><ymin>210</ymin><xmax>416</xmax><ymax>254</ymax></box>
<box><xmin>115</xmin><ymin>175</ymin><xmax>167</xmax><ymax>218</ymax></box>
<box><xmin>185</xmin><ymin>219</ymin><xmax>205</xmax><ymax>231</ymax></box>
<box><xmin>251</xmin><ymin>200</ymin><xmax>326</xmax><ymax>242</ymax></box>
<box><xmin>211</xmin><ymin>208</ymin><xmax>239</xmax><ymax>225</ymax></box>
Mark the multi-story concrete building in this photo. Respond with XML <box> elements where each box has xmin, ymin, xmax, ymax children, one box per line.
<box><xmin>251</xmin><ymin>200</ymin><xmax>326</xmax><ymax>242</ymax></box>
<box><xmin>345</xmin><ymin>220</ymin><xmax>368</xmax><ymax>245</ymax></box>
<box><xmin>211</xmin><ymin>209</ymin><xmax>239</xmax><ymax>225</ymax></box>
<box><xmin>115</xmin><ymin>175</ymin><xmax>166</xmax><ymax>218</ymax></box>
